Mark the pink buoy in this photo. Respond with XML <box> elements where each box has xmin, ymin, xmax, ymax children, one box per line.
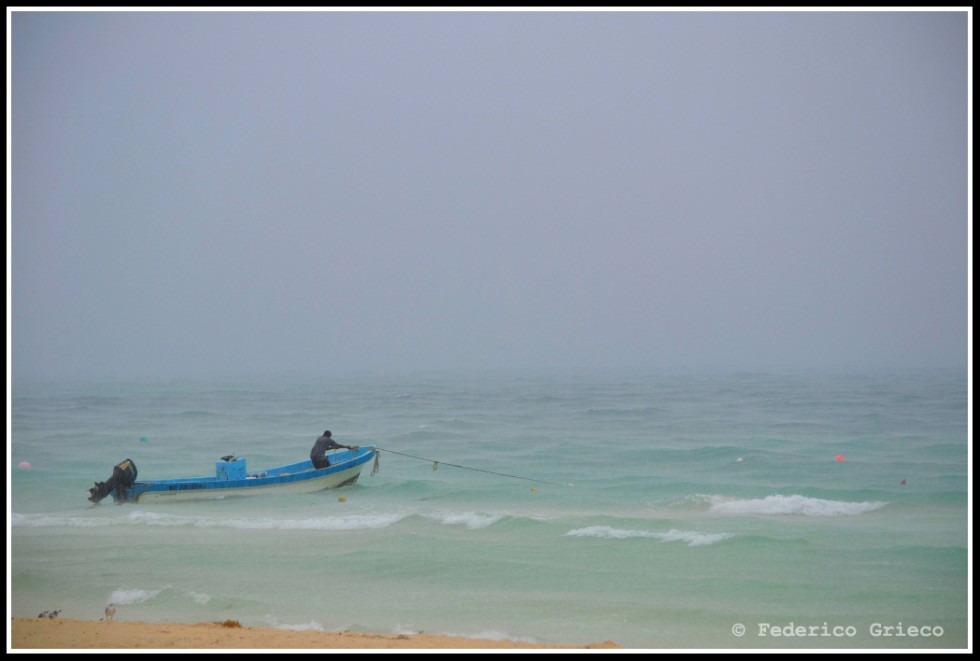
<box><xmin>835</xmin><ymin>455</ymin><xmax>845</xmax><ymax>462</ymax></box>
<box><xmin>18</xmin><ymin>461</ymin><xmax>32</xmax><ymax>469</ymax></box>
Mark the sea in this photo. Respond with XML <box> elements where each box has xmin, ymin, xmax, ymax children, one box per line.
<box><xmin>8</xmin><ymin>367</ymin><xmax>971</xmax><ymax>651</ymax></box>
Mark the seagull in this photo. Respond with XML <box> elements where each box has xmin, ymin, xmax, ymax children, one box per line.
<box><xmin>48</xmin><ymin>610</ymin><xmax>61</xmax><ymax>619</ymax></box>
<box><xmin>105</xmin><ymin>603</ymin><xmax>116</xmax><ymax>621</ymax></box>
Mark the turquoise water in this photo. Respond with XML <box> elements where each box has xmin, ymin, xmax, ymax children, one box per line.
<box><xmin>8</xmin><ymin>368</ymin><xmax>970</xmax><ymax>649</ymax></box>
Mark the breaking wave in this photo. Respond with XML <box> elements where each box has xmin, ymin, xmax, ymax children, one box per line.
<box><xmin>565</xmin><ymin>526</ymin><xmax>733</xmax><ymax>546</ymax></box>
<box><xmin>11</xmin><ymin>510</ymin><xmax>409</xmax><ymax>531</ymax></box>
<box><xmin>423</xmin><ymin>511</ymin><xmax>505</xmax><ymax>529</ymax></box>
<box><xmin>108</xmin><ymin>588</ymin><xmax>165</xmax><ymax>606</ymax></box>
<box><xmin>13</xmin><ymin>509</ymin><xmax>509</xmax><ymax>532</ymax></box>
<box><xmin>705</xmin><ymin>494</ymin><xmax>887</xmax><ymax>516</ymax></box>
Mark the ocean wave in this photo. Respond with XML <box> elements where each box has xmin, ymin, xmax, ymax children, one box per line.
<box><xmin>203</xmin><ymin>513</ymin><xmax>407</xmax><ymax>531</ymax></box>
<box><xmin>704</xmin><ymin>494</ymin><xmax>887</xmax><ymax>516</ymax></box>
<box><xmin>442</xmin><ymin>629</ymin><xmax>540</xmax><ymax>643</ymax></box>
<box><xmin>13</xmin><ymin>509</ymin><xmax>540</xmax><ymax>533</ymax></box>
<box><xmin>565</xmin><ymin>526</ymin><xmax>733</xmax><ymax>546</ymax></box>
<box><xmin>128</xmin><ymin>509</ymin><xmax>409</xmax><ymax>531</ymax></box>
<box><xmin>108</xmin><ymin>587</ymin><xmax>165</xmax><ymax>605</ymax></box>
<box><xmin>104</xmin><ymin>586</ymin><xmax>211</xmax><ymax>608</ymax></box>
<box><xmin>388</xmin><ymin>624</ymin><xmax>538</xmax><ymax>643</ymax></box>
<box><xmin>424</xmin><ymin>511</ymin><xmax>505</xmax><ymax>529</ymax></box>
<box><xmin>11</xmin><ymin>510</ymin><xmax>408</xmax><ymax>531</ymax></box>
<box><xmin>11</xmin><ymin>512</ymin><xmax>112</xmax><ymax>528</ymax></box>
<box><xmin>272</xmin><ymin>620</ymin><xmax>326</xmax><ymax>632</ymax></box>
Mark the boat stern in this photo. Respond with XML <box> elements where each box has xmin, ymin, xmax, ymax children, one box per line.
<box><xmin>88</xmin><ymin>458</ymin><xmax>138</xmax><ymax>504</ymax></box>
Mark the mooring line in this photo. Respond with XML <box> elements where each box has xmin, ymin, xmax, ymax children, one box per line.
<box><xmin>374</xmin><ymin>447</ymin><xmax>571</xmax><ymax>487</ymax></box>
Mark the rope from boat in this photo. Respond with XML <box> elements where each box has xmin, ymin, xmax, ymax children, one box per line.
<box><xmin>373</xmin><ymin>447</ymin><xmax>570</xmax><ymax>487</ymax></box>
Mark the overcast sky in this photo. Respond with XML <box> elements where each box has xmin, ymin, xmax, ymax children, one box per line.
<box><xmin>8</xmin><ymin>9</ymin><xmax>970</xmax><ymax>380</ymax></box>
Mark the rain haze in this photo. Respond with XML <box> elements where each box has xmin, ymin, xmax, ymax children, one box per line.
<box><xmin>8</xmin><ymin>9</ymin><xmax>970</xmax><ymax>380</ymax></box>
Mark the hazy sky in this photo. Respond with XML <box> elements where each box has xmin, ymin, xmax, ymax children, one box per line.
<box><xmin>8</xmin><ymin>9</ymin><xmax>970</xmax><ymax>379</ymax></box>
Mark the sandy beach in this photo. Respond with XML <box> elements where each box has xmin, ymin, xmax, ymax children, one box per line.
<box><xmin>9</xmin><ymin>617</ymin><xmax>622</xmax><ymax>650</ymax></box>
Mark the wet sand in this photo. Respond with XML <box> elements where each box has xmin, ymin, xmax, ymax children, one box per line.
<box><xmin>10</xmin><ymin>617</ymin><xmax>622</xmax><ymax>650</ymax></box>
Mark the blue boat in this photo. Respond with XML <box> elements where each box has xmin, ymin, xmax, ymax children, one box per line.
<box><xmin>88</xmin><ymin>446</ymin><xmax>378</xmax><ymax>504</ymax></box>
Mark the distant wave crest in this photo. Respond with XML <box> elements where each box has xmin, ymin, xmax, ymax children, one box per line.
<box><xmin>705</xmin><ymin>494</ymin><xmax>887</xmax><ymax>516</ymax></box>
<box><xmin>565</xmin><ymin>526</ymin><xmax>733</xmax><ymax>547</ymax></box>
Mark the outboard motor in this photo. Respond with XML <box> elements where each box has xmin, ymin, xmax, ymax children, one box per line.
<box><xmin>88</xmin><ymin>458</ymin><xmax>138</xmax><ymax>504</ymax></box>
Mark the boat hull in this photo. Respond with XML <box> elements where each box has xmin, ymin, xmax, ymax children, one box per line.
<box><xmin>108</xmin><ymin>447</ymin><xmax>376</xmax><ymax>504</ymax></box>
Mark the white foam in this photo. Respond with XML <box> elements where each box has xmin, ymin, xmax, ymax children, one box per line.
<box><xmin>127</xmin><ymin>510</ymin><xmax>184</xmax><ymax>525</ymax></box>
<box><xmin>218</xmin><ymin>513</ymin><xmax>407</xmax><ymax>531</ymax></box>
<box><xmin>275</xmin><ymin>621</ymin><xmax>326</xmax><ymax>632</ymax></box>
<box><xmin>655</xmin><ymin>529</ymin><xmax>735</xmax><ymax>546</ymax></box>
<box><xmin>442</xmin><ymin>629</ymin><xmax>539</xmax><ymax>643</ymax></box>
<box><xmin>706</xmin><ymin>494</ymin><xmax>887</xmax><ymax>516</ymax></box>
<box><xmin>427</xmin><ymin>511</ymin><xmax>504</xmax><ymax>529</ymax></box>
<box><xmin>11</xmin><ymin>512</ymin><xmax>113</xmax><ymax>528</ymax></box>
<box><xmin>392</xmin><ymin>624</ymin><xmax>422</xmax><ymax>636</ymax></box>
<box><xmin>109</xmin><ymin>587</ymin><xmax>165</xmax><ymax>605</ymax></box>
<box><xmin>565</xmin><ymin>526</ymin><xmax>733</xmax><ymax>546</ymax></box>
<box><xmin>13</xmin><ymin>509</ymin><xmax>409</xmax><ymax>531</ymax></box>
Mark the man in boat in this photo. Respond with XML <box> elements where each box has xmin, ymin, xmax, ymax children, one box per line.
<box><xmin>310</xmin><ymin>430</ymin><xmax>356</xmax><ymax>469</ymax></box>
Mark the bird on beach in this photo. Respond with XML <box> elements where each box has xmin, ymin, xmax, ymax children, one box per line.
<box><xmin>48</xmin><ymin>610</ymin><xmax>61</xmax><ymax>619</ymax></box>
<box><xmin>37</xmin><ymin>611</ymin><xmax>49</xmax><ymax>618</ymax></box>
<box><xmin>105</xmin><ymin>604</ymin><xmax>116</xmax><ymax>621</ymax></box>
